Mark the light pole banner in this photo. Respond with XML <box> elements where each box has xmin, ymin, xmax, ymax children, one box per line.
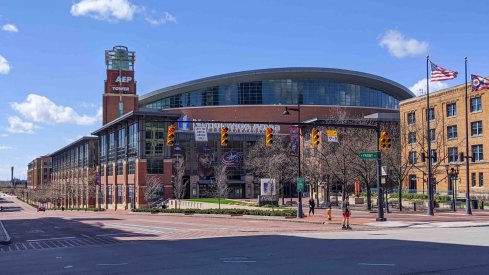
<box><xmin>290</xmin><ymin>126</ymin><xmax>298</xmax><ymax>154</ymax></box>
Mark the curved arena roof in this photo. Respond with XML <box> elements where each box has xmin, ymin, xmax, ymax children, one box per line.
<box><xmin>139</xmin><ymin>67</ymin><xmax>414</xmax><ymax>106</ymax></box>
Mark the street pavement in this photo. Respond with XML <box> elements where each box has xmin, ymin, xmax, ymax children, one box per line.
<box><xmin>2</xmin><ymin>194</ymin><xmax>489</xmax><ymax>274</ymax></box>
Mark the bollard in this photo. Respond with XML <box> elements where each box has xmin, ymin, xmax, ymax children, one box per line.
<box><xmin>413</xmin><ymin>202</ymin><xmax>416</xmax><ymax>212</ymax></box>
<box><xmin>327</xmin><ymin>207</ymin><xmax>332</xmax><ymax>221</ymax></box>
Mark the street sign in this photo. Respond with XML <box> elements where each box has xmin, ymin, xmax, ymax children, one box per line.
<box><xmin>359</xmin><ymin>152</ymin><xmax>378</xmax><ymax>160</ymax></box>
<box><xmin>297</xmin><ymin>177</ymin><xmax>305</xmax><ymax>193</ymax></box>
<box><xmin>194</xmin><ymin>126</ymin><xmax>208</xmax><ymax>142</ymax></box>
<box><xmin>326</xmin><ymin>130</ymin><xmax>338</xmax><ymax>143</ymax></box>
<box><xmin>381</xmin><ymin>166</ymin><xmax>387</xmax><ymax>176</ymax></box>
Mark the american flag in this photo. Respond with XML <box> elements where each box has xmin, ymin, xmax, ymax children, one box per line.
<box><xmin>430</xmin><ymin>62</ymin><xmax>458</xmax><ymax>82</ymax></box>
<box><xmin>471</xmin><ymin>74</ymin><xmax>489</xmax><ymax>92</ymax></box>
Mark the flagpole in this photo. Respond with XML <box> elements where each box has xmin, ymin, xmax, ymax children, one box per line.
<box><xmin>464</xmin><ymin>56</ymin><xmax>472</xmax><ymax>215</ymax></box>
<box><xmin>426</xmin><ymin>55</ymin><xmax>434</xmax><ymax>216</ymax></box>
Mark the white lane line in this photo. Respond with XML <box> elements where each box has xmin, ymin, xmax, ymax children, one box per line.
<box><xmin>64</xmin><ymin>266</ymin><xmax>73</xmax><ymax>269</ymax></box>
<box><xmin>358</xmin><ymin>263</ymin><xmax>395</xmax><ymax>266</ymax></box>
<box><xmin>97</xmin><ymin>263</ymin><xmax>128</xmax><ymax>266</ymax></box>
<box><xmin>27</xmin><ymin>237</ymin><xmax>77</xmax><ymax>242</ymax></box>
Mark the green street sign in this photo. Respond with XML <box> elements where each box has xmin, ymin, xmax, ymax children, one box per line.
<box><xmin>297</xmin><ymin>177</ymin><xmax>305</xmax><ymax>193</ymax></box>
<box><xmin>359</xmin><ymin>152</ymin><xmax>378</xmax><ymax>160</ymax></box>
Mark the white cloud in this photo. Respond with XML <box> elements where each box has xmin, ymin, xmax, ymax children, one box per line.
<box><xmin>7</xmin><ymin>116</ymin><xmax>36</xmax><ymax>134</ymax></box>
<box><xmin>0</xmin><ymin>134</ymin><xmax>8</xmax><ymax>137</ymax></box>
<box><xmin>0</xmin><ymin>145</ymin><xmax>13</xmax><ymax>150</ymax></box>
<box><xmin>2</xmin><ymin>24</ymin><xmax>18</xmax><ymax>32</ymax></box>
<box><xmin>409</xmin><ymin>78</ymin><xmax>449</xmax><ymax>96</ymax></box>
<box><xmin>0</xmin><ymin>54</ymin><xmax>11</xmax><ymax>74</ymax></box>
<box><xmin>144</xmin><ymin>11</ymin><xmax>177</xmax><ymax>26</ymax></box>
<box><xmin>10</xmin><ymin>94</ymin><xmax>100</xmax><ymax>125</ymax></box>
<box><xmin>70</xmin><ymin>0</ymin><xmax>137</xmax><ymax>22</ymax></box>
<box><xmin>379</xmin><ymin>30</ymin><xmax>429</xmax><ymax>58</ymax></box>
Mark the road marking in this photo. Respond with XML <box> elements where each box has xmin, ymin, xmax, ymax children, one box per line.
<box><xmin>64</xmin><ymin>266</ymin><xmax>73</xmax><ymax>269</ymax></box>
<box><xmin>97</xmin><ymin>263</ymin><xmax>128</xmax><ymax>266</ymax></box>
<box><xmin>358</xmin><ymin>263</ymin><xmax>395</xmax><ymax>266</ymax></box>
<box><xmin>222</xmin><ymin>260</ymin><xmax>257</xmax><ymax>263</ymax></box>
<box><xmin>27</xmin><ymin>236</ymin><xmax>77</xmax><ymax>242</ymax></box>
<box><xmin>96</xmin><ymin>233</ymin><xmax>136</xmax><ymax>237</ymax></box>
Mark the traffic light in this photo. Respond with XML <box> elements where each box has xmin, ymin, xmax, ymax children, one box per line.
<box><xmin>220</xmin><ymin>127</ymin><xmax>229</xmax><ymax>147</ymax></box>
<box><xmin>166</xmin><ymin>124</ymin><xmax>176</xmax><ymax>146</ymax></box>
<box><xmin>379</xmin><ymin>131</ymin><xmax>391</xmax><ymax>151</ymax></box>
<box><xmin>311</xmin><ymin>128</ymin><xmax>320</xmax><ymax>147</ymax></box>
<box><xmin>265</xmin><ymin>128</ymin><xmax>273</xmax><ymax>147</ymax></box>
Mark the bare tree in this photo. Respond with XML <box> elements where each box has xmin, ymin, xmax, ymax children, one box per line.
<box><xmin>245</xmin><ymin>136</ymin><xmax>296</xmax><ymax>205</ymax></box>
<box><xmin>211</xmin><ymin>163</ymin><xmax>229</xmax><ymax>209</ymax></box>
<box><xmin>145</xmin><ymin>175</ymin><xmax>164</xmax><ymax>207</ymax></box>
<box><xmin>173</xmin><ymin>160</ymin><xmax>188</xmax><ymax>209</ymax></box>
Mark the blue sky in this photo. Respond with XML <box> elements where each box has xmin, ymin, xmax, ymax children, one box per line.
<box><xmin>0</xmin><ymin>0</ymin><xmax>488</xmax><ymax>180</ymax></box>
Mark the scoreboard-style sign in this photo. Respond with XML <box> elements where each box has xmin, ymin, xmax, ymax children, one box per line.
<box><xmin>106</xmin><ymin>70</ymin><xmax>135</xmax><ymax>94</ymax></box>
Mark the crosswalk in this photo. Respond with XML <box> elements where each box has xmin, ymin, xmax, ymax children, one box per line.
<box><xmin>0</xmin><ymin>236</ymin><xmax>122</xmax><ymax>253</ymax></box>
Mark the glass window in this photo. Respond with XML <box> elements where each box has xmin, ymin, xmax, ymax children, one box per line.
<box><xmin>447</xmin><ymin>125</ymin><xmax>457</xmax><ymax>139</ymax></box>
<box><xmin>446</xmin><ymin>103</ymin><xmax>456</xmax><ymax>117</ymax></box>
<box><xmin>479</xmin><ymin>173</ymin><xmax>484</xmax><ymax>187</ymax></box>
<box><xmin>407</xmin><ymin>112</ymin><xmax>415</xmax><ymax>124</ymax></box>
<box><xmin>117</xmin><ymin>161</ymin><xmax>123</xmax><ymax>175</ymax></box>
<box><xmin>472</xmin><ymin>145</ymin><xmax>483</xmax><ymax>161</ymax></box>
<box><xmin>147</xmin><ymin>159</ymin><xmax>164</xmax><ymax>174</ymax></box>
<box><xmin>429</xmin><ymin>129</ymin><xmax>435</xmax><ymax>142</ymax></box>
<box><xmin>409</xmin><ymin>175</ymin><xmax>417</xmax><ymax>192</ymax></box>
<box><xmin>470</xmin><ymin>97</ymin><xmax>482</xmax><ymax>112</ymax></box>
<box><xmin>430</xmin><ymin>149</ymin><xmax>437</xmax><ymax>163</ymax></box>
<box><xmin>117</xmin><ymin>184</ymin><xmax>123</xmax><ymax>204</ymax></box>
<box><xmin>107</xmin><ymin>164</ymin><xmax>113</xmax><ymax>176</ymax></box>
<box><xmin>408</xmin><ymin>151</ymin><xmax>417</xmax><ymax>165</ymax></box>
<box><xmin>107</xmin><ymin>185</ymin><xmax>113</xmax><ymax>204</ymax></box>
<box><xmin>471</xmin><ymin>121</ymin><xmax>483</xmax><ymax>136</ymax></box>
<box><xmin>448</xmin><ymin>147</ymin><xmax>458</xmax><ymax>163</ymax></box>
<box><xmin>472</xmin><ymin>173</ymin><xmax>476</xmax><ymax>187</ymax></box>
<box><xmin>428</xmin><ymin>108</ymin><xmax>435</xmax><ymax>120</ymax></box>
<box><xmin>408</xmin><ymin>132</ymin><xmax>416</xmax><ymax>144</ymax></box>
<box><xmin>238</xmin><ymin>82</ymin><xmax>262</xmax><ymax>105</ymax></box>
<box><xmin>128</xmin><ymin>159</ymin><xmax>135</xmax><ymax>175</ymax></box>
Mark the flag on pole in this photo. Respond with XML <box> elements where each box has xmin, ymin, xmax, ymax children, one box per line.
<box><xmin>430</xmin><ymin>62</ymin><xmax>458</xmax><ymax>81</ymax></box>
<box><xmin>471</xmin><ymin>74</ymin><xmax>489</xmax><ymax>92</ymax></box>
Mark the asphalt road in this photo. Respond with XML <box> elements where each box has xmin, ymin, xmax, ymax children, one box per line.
<box><xmin>2</xmin><ymin>194</ymin><xmax>489</xmax><ymax>274</ymax></box>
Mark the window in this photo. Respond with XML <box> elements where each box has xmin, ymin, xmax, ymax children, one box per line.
<box><xmin>428</xmin><ymin>108</ymin><xmax>435</xmax><ymax>120</ymax></box>
<box><xmin>107</xmin><ymin>164</ymin><xmax>113</xmax><ymax>176</ymax></box>
<box><xmin>470</xmin><ymin>97</ymin><xmax>482</xmax><ymax>112</ymax></box>
<box><xmin>407</xmin><ymin>112</ymin><xmax>416</xmax><ymax>125</ymax></box>
<box><xmin>117</xmin><ymin>184</ymin><xmax>123</xmax><ymax>204</ymax></box>
<box><xmin>472</xmin><ymin>173</ymin><xmax>476</xmax><ymax>187</ymax></box>
<box><xmin>472</xmin><ymin>145</ymin><xmax>483</xmax><ymax>161</ymax></box>
<box><xmin>128</xmin><ymin>184</ymin><xmax>135</xmax><ymax>205</ymax></box>
<box><xmin>147</xmin><ymin>159</ymin><xmax>164</xmax><ymax>174</ymax></box>
<box><xmin>409</xmin><ymin>175</ymin><xmax>417</xmax><ymax>192</ymax></box>
<box><xmin>117</xmin><ymin>161</ymin><xmax>123</xmax><ymax>175</ymax></box>
<box><xmin>448</xmin><ymin>147</ymin><xmax>458</xmax><ymax>163</ymax></box>
<box><xmin>100</xmin><ymin>166</ymin><xmax>104</xmax><ymax>176</ymax></box>
<box><xmin>128</xmin><ymin>159</ymin><xmax>135</xmax><ymax>175</ymax></box>
<box><xmin>479</xmin><ymin>173</ymin><xmax>484</xmax><ymax>187</ymax></box>
<box><xmin>408</xmin><ymin>132</ymin><xmax>416</xmax><ymax>144</ymax></box>
<box><xmin>447</xmin><ymin>125</ymin><xmax>457</xmax><ymax>140</ymax></box>
<box><xmin>429</xmin><ymin>129</ymin><xmax>436</xmax><ymax>142</ymax></box>
<box><xmin>107</xmin><ymin>185</ymin><xmax>113</xmax><ymax>204</ymax></box>
<box><xmin>446</xmin><ymin>103</ymin><xmax>456</xmax><ymax>117</ymax></box>
<box><xmin>430</xmin><ymin>149</ymin><xmax>437</xmax><ymax>163</ymax></box>
<box><xmin>408</xmin><ymin>151</ymin><xmax>417</xmax><ymax>165</ymax></box>
<box><xmin>471</xmin><ymin>121</ymin><xmax>483</xmax><ymax>136</ymax></box>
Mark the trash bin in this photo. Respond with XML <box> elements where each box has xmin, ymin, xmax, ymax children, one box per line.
<box><xmin>471</xmin><ymin>199</ymin><xmax>479</xmax><ymax>209</ymax></box>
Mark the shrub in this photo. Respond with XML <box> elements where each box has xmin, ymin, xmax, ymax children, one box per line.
<box><xmin>133</xmin><ymin>208</ymin><xmax>296</xmax><ymax>217</ymax></box>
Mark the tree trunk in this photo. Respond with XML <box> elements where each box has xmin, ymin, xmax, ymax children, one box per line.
<box><xmin>398</xmin><ymin>180</ymin><xmax>403</xmax><ymax>211</ymax></box>
<box><xmin>366</xmin><ymin>184</ymin><xmax>372</xmax><ymax>211</ymax></box>
<box><xmin>281</xmin><ymin>181</ymin><xmax>285</xmax><ymax>205</ymax></box>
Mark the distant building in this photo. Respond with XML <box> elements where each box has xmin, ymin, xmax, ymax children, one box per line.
<box><xmin>27</xmin><ymin>156</ymin><xmax>52</xmax><ymax>189</ymax></box>
<box><xmin>400</xmin><ymin>83</ymin><xmax>489</xmax><ymax>196</ymax></box>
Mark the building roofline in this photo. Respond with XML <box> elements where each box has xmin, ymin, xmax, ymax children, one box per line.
<box><xmin>139</xmin><ymin>67</ymin><xmax>414</xmax><ymax>106</ymax></box>
<box><xmin>400</xmin><ymin>82</ymin><xmax>470</xmax><ymax>105</ymax></box>
<box><xmin>91</xmin><ymin>108</ymin><xmax>181</xmax><ymax>135</ymax></box>
<box><xmin>50</xmin><ymin>136</ymin><xmax>98</xmax><ymax>157</ymax></box>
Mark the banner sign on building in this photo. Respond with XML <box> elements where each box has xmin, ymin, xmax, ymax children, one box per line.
<box><xmin>261</xmin><ymin>178</ymin><xmax>277</xmax><ymax>196</ymax></box>
<box><xmin>106</xmin><ymin>70</ymin><xmax>135</xmax><ymax>94</ymax></box>
<box><xmin>290</xmin><ymin>126</ymin><xmax>298</xmax><ymax>154</ymax></box>
<box><xmin>221</xmin><ymin>151</ymin><xmax>243</xmax><ymax>167</ymax></box>
<box><xmin>191</xmin><ymin>119</ymin><xmax>280</xmax><ymax>134</ymax></box>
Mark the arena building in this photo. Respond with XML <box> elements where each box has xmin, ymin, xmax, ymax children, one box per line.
<box><xmin>90</xmin><ymin>46</ymin><xmax>414</xmax><ymax>209</ymax></box>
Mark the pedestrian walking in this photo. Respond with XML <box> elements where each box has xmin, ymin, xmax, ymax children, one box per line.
<box><xmin>308</xmin><ymin>198</ymin><xmax>315</xmax><ymax>216</ymax></box>
<box><xmin>341</xmin><ymin>195</ymin><xmax>351</xmax><ymax>230</ymax></box>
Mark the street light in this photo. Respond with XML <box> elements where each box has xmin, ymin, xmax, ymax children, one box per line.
<box><xmin>282</xmin><ymin>95</ymin><xmax>304</xmax><ymax>218</ymax></box>
<box><xmin>445</xmin><ymin>164</ymin><xmax>460</xmax><ymax>212</ymax></box>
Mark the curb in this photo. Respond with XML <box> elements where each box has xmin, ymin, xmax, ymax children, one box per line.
<box><xmin>0</xmin><ymin>220</ymin><xmax>11</xmax><ymax>245</ymax></box>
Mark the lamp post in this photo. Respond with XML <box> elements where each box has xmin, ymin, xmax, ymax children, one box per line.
<box><xmin>283</xmin><ymin>96</ymin><xmax>304</xmax><ymax>218</ymax></box>
<box><xmin>445</xmin><ymin>164</ymin><xmax>460</xmax><ymax>212</ymax></box>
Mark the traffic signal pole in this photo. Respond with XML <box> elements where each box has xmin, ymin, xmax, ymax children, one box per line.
<box><xmin>376</xmin><ymin>123</ymin><xmax>386</xmax><ymax>221</ymax></box>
